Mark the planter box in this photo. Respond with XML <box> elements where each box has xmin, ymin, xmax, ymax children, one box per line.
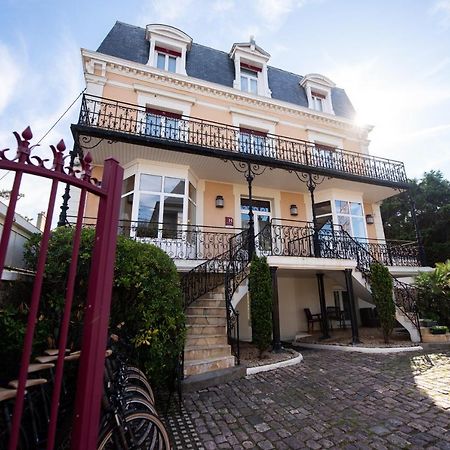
<box><xmin>421</xmin><ymin>328</ymin><xmax>450</xmax><ymax>343</ymax></box>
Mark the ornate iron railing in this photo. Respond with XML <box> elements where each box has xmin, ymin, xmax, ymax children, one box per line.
<box><xmin>256</xmin><ymin>219</ymin><xmax>420</xmax><ymax>266</ymax></box>
<box><xmin>224</xmin><ymin>230</ymin><xmax>252</xmax><ymax>363</ymax></box>
<box><xmin>77</xmin><ymin>94</ymin><xmax>409</xmax><ymax>186</ymax></box>
<box><xmin>118</xmin><ymin>220</ymin><xmax>242</xmax><ymax>260</ymax></box>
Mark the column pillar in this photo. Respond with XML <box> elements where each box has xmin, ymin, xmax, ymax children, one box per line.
<box><xmin>246</xmin><ymin>163</ymin><xmax>256</xmax><ymax>258</ymax></box>
<box><xmin>316</xmin><ymin>273</ymin><xmax>330</xmax><ymax>339</ymax></box>
<box><xmin>344</xmin><ymin>268</ymin><xmax>360</xmax><ymax>344</ymax></box>
<box><xmin>307</xmin><ymin>174</ymin><xmax>320</xmax><ymax>257</ymax></box>
<box><xmin>271</xmin><ymin>266</ymin><xmax>282</xmax><ymax>351</ymax></box>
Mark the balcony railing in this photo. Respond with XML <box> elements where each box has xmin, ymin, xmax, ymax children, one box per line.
<box><xmin>118</xmin><ymin>221</ymin><xmax>242</xmax><ymax>260</ymax></box>
<box><xmin>71</xmin><ymin>216</ymin><xmax>419</xmax><ymax>266</ymax></box>
<box><xmin>256</xmin><ymin>220</ymin><xmax>420</xmax><ymax>267</ymax></box>
<box><xmin>76</xmin><ymin>94</ymin><xmax>409</xmax><ymax>187</ymax></box>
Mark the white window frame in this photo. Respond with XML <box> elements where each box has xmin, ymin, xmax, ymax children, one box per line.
<box><xmin>334</xmin><ymin>199</ymin><xmax>367</xmax><ymax>240</ymax></box>
<box><xmin>155</xmin><ymin>51</ymin><xmax>178</xmax><ymax>73</ymax></box>
<box><xmin>240</xmin><ymin>68</ymin><xmax>259</xmax><ymax>94</ymax></box>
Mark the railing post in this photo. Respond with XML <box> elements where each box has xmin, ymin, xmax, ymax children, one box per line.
<box><xmin>246</xmin><ymin>163</ymin><xmax>256</xmax><ymax>259</ymax></box>
<box><xmin>344</xmin><ymin>268</ymin><xmax>360</xmax><ymax>345</ymax></box>
<box><xmin>71</xmin><ymin>158</ymin><xmax>123</xmax><ymax>450</ymax></box>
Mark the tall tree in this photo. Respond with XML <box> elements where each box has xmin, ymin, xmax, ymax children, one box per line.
<box><xmin>381</xmin><ymin>171</ymin><xmax>450</xmax><ymax>266</ymax></box>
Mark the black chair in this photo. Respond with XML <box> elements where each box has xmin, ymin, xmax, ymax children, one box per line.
<box><xmin>304</xmin><ymin>308</ymin><xmax>322</xmax><ymax>333</ymax></box>
<box><xmin>326</xmin><ymin>306</ymin><xmax>345</xmax><ymax>329</ymax></box>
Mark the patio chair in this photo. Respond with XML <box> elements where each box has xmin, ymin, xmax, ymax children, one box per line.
<box><xmin>304</xmin><ymin>308</ymin><xmax>322</xmax><ymax>333</ymax></box>
<box><xmin>326</xmin><ymin>306</ymin><xmax>345</xmax><ymax>329</ymax></box>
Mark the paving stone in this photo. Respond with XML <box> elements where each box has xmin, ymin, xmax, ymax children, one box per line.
<box><xmin>163</xmin><ymin>347</ymin><xmax>450</xmax><ymax>450</ymax></box>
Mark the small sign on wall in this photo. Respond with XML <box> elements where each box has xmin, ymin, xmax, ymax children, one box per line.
<box><xmin>225</xmin><ymin>217</ymin><xmax>234</xmax><ymax>227</ymax></box>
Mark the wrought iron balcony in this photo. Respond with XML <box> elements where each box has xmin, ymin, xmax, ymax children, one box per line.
<box><xmin>118</xmin><ymin>220</ymin><xmax>242</xmax><ymax>260</ymax></box>
<box><xmin>75</xmin><ymin>94</ymin><xmax>409</xmax><ymax>187</ymax></box>
<box><xmin>256</xmin><ymin>220</ymin><xmax>420</xmax><ymax>267</ymax></box>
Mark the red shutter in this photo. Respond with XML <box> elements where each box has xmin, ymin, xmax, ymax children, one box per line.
<box><xmin>146</xmin><ymin>107</ymin><xmax>182</xmax><ymax>119</ymax></box>
<box><xmin>155</xmin><ymin>45</ymin><xmax>182</xmax><ymax>58</ymax></box>
<box><xmin>311</xmin><ymin>91</ymin><xmax>326</xmax><ymax>99</ymax></box>
<box><xmin>240</xmin><ymin>62</ymin><xmax>262</xmax><ymax>73</ymax></box>
<box><xmin>240</xmin><ymin>127</ymin><xmax>267</xmax><ymax>137</ymax></box>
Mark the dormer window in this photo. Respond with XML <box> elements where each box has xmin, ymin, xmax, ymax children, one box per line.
<box><xmin>155</xmin><ymin>46</ymin><xmax>181</xmax><ymax>73</ymax></box>
<box><xmin>300</xmin><ymin>74</ymin><xmax>336</xmax><ymax>115</ymax></box>
<box><xmin>311</xmin><ymin>91</ymin><xmax>326</xmax><ymax>112</ymax></box>
<box><xmin>240</xmin><ymin>66</ymin><xmax>259</xmax><ymax>94</ymax></box>
<box><xmin>146</xmin><ymin>24</ymin><xmax>192</xmax><ymax>76</ymax></box>
<box><xmin>230</xmin><ymin>38</ymin><xmax>271</xmax><ymax>98</ymax></box>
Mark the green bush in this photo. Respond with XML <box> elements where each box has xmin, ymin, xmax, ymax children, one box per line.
<box><xmin>430</xmin><ymin>325</ymin><xmax>448</xmax><ymax>335</ymax></box>
<box><xmin>369</xmin><ymin>262</ymin><xmax>396</xmax><ymax>344</ymax></box>
<box><xmin>22</xmin><ymin>227</ymin><xmax>185</xmax><ymax>386</ymax></box>
<box><xmin>416</xmin><ymin>260</ymin><xmax>450</xmax><ymax>326</ymax></box>
<box><xmin>248</xmin><ymin>255</ymin><xmax>272</xmax><ymax>356</ymax></box>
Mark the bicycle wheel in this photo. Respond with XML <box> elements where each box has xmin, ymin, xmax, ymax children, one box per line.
<box><xmin>125</xmin><ymin>371</ymin><xmax>155</xmax><ymax>404</ymax></box>
<box><xmin>123</xmin><ymin>394</ymin><xmax>158</xmax><ymax>416</ymax></box>
<box><xmin>97</xmin><ymin>410</ymin><xmax>171</xmax><ymax>450</ymax></box>
<box><xmin>124</xmin><ymin>385</ymin><xmax>155</xmax><ymax>406</ymax></box>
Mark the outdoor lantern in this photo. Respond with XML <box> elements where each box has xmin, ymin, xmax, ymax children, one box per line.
<box><xmin>290</xmin><ymin>204</ymin><xmax>298</xmax><ymax>216</ymax></box>
<box><xmin>366</xmin><ymin>214</ymin><xmax>374</xmax><ymax>224</ymax></box>
<box><xmin>215</xmin><ymin>195</ymin><xmax>224</xmax><ymax>208</ymax></box>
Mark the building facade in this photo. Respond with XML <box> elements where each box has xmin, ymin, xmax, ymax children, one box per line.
<box><xmin>68</xmin><ymin>22</ymin><xmax>425</xmax><ymax>378</ymax></box>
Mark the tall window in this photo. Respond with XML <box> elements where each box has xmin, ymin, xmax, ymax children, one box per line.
<box><xmin>240</xmin><ymin>68</ymin><xmax>258</xmax><ymax>94</ymax></box>
<box><xmin>145</xmin><ymin>108</ymin><xmax>181</xmax><ymax>140</ymax></box>
<box><xmin>137</xmin><ymin>174</ymin><xmax>189</xmax><ymax>239</ymax></box>
<box><xmin>119</xmin><ymin>175</ymin><xmax>135</xmax><ymax>236</ymax></box>
<box><xmin>154</xmin><ymin>45</ymin><xmax>180</xmax><ymax>73</ymax></box>
<box><xmin>239</xmin><ymin>128</ymin><xmax>272</xmax><ymax>156</ymax></box>
<box><xmin>335</xmin><ymin>200</ymin><xmax>366</xmax><ymax>239</ymax></box>
<box><xmin>313</xmin><ymin>143</ymin><xmax>336</xmax><ymax>169</ymax></box>
<box><xmin>311</xmin><ymin>91</ymin><xmax>326</xmax><ymax>112</ymax></box>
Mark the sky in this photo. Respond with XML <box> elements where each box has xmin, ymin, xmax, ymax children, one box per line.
<box><xmin>1</xmin><ymin>0</ymin><xmax>450</xmax><ymax>224</ymax></box>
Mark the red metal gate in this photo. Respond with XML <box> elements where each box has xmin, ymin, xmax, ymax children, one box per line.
<box><xmin>0</xmin><ymin>127</ymin><xmax>123</xmax><ymax>450</ymax></box>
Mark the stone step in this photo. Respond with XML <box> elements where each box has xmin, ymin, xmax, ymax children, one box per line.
<box><xmin>186</xmin><ymin>315</ymin><xmax>227</xmax><ymax>326</ymax></box>
<box><xmin>186</xmin><ymin>334</ymin><xmax>228</xmax><ymax>347</ymax></box>
<box><xmin>184</xmin><ymin>344</ymin><xmax>231</xmax><ymax>361</ymax></box>
<box><xmin>193</xmin><ymin>298</ymin><xmax>224</xmax><ymax>307</ymax></box>
<box><xmin>186</xmin><ymin>324</ymin><xmax>226</xmax><ymax>336</ymax></box>
<box><xmin>186</xmin><ymin>306</ymin><xmax>226</xmax><ymax>317</ymax></box>
<box><xmin>184</xmin><ymin>355</ymin><xmax>235</xmax><ymax>377</ymax></box>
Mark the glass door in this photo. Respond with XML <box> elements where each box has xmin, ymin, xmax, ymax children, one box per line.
<box><xmin>240</xmin><ymin>198</ymin><xmax>272</xmax><ymax>253</ymax></box>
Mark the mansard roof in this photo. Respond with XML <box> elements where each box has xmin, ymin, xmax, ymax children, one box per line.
<box><xmin>96</xmin><ymin>21</ymin><xmax>355</xmax><ymax>120</ymax></box>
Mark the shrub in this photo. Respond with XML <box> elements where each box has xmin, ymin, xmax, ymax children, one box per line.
<box><xmin>22</xmin><ymin>227</ymin><xmax>185</xmax><ymax>386</ymax></box>
<box><xmin>416</xmin><ymin>260</ymin><xmax>450</xmax><ymax>326</ymax></box>
<box><xmin>430</xmin><ymin>325</ymin><xmax>448</xmax><ymax>335</ymax></box>
<box><xmin>369</xmin><ymin>262</ymin><xmax>396</xmax><ymax>344</ymax></box>
<box><xmin>248</xmin><ymin>255</ymin><xmax>272</xmax><ymax>356</ymax></box>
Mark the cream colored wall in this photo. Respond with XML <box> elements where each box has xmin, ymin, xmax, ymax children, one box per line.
<box><xmin>277</xmin><ymin>273</ymin><xmax>344</xmax><ymax>340</ymax></box>
<box><xmin>95</xmin><ymin>65</ymin><xmax>367</xmax><ymax>154</ymax></box>
<box><xmin>203</xmin><ymin>181</ymin><xmax>235</xmax><ymax>227</ymax></box>
<box><xmin>280</xmin><ymin>191</ymin><xmax>307</xmax><ymax>223</ymax></box>
<box><xmin>84</xmin><ymin>165</ymin><xmax>104</xmax><ymax>221</ymax></box>
<box><xmin>237</xmin><ymin>294</ymin><xmax>252</xmax><ymax>341</ymax></box>
<box><xmin>364</xmin><ymin>202</ymin><xmax>377</xmax><ymax>240</ymax></box>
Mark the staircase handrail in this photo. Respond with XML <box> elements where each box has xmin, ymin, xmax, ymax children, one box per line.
<box><xmin>330</xmin><ymin>227</ymin><xmax>422</xmax><ymax>339</ymax></box>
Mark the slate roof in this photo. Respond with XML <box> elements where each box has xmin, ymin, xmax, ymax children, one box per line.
<box><xmin>96</xmin><ymin>21</ymin><xmax>355</xmax><ymax>120</ymax></box>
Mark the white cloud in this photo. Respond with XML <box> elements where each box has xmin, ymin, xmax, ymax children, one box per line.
<box><xmin>212</xmin><ymin>0</ymin><xmax>234</xmax><ymax>13</ymax></box>
<box><xmin>138</xmin><ymin>0</ymin><xmax>194</xmax><ymax>25</ymax></box>
<box><xmin>431</xmin><ymin>0</ymin><xmax>450</xmax><ymax>27</ymax></box>
<box><xmin>0</xmin><ymin>34</ymin><xmax>83</xmax><ymax>226</ymax></box>
<box><xmin>0</xmin><ymin>42</ymin><xmax>22</xmax><ymax>115</ymax></box>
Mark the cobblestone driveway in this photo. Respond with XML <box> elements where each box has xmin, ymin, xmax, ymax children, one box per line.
<box><xmin>165</xmin><ymin>347</ymin><xmax>450</xmax><ymax>449</ymax></box>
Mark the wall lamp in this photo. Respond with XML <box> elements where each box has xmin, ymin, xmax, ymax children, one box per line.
<box><xmin>215</xmin><ymin>195</ymin><xmax>224</xmax><ymax>208</ymax></box>
<box><xmin>290</xmin><ymin>204</ymin><xmax>298</xmax><ymax>216</ymax></box>
<box><xmin>365</xmin><ymin>214</ymin><xmax>374</xmax><ymax>224</ymax></box>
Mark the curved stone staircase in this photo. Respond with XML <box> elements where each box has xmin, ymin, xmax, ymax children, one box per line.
<box><xmin>184</xmin><ymin>288</ymin><xmax>235</xmax><ymax>377</ymax></box>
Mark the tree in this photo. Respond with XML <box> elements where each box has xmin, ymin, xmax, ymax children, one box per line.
<box><xmin>381</xmin><ymin>171</ymin><xmax>450</xmax><ymax>266</ymax></box>
<box><xmin>369</xmin><ymin>262</ymin><xmax>396</xmax><ymax>344</ymax></box>
<box><xmin>415</xmin><ymin>260</ymin><xmax>450</xmax><ymax>326</ymax></box>
<box><xmin>248</xmin><ymin>255</ymin><xmax>272</xmax><ymax>356</ymax></box>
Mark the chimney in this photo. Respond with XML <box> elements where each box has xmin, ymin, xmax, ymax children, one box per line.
<box><xmin>36</xmin><ymin>212</ymin><xmax>46</xmax><ymax>232</ymax></box>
